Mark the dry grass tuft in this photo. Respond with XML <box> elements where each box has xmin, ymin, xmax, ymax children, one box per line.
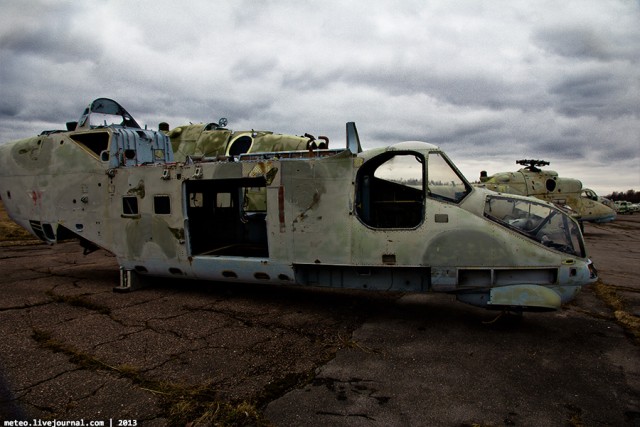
<box><xmin>0</xmin><ymin>200</ymin><xmax>38</xmax><ymax>242</ymax></box>
<box><xmin>593</xmin><ymin>280</ymin><xmax>640</xmax><ymax>343</ymax></box>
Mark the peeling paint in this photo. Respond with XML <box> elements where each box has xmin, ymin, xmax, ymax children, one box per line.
<box><xmin>294</xmin><ymin>191</ymin><xmax>321</xmax><ymax>223</ymax></box>
<box><xmin>127</xmin><ymin>180</ymin><xmax>145</xmax><ymax>198</ymax></box>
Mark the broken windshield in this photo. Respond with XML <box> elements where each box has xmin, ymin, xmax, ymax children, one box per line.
<box><xmin>76</xmin><ymin>98</ymin><xmax>141</xmax><ymax>130</ymax></box>
<box><xmin>484</xmin><ymin>195</ymin><xmax>585</xmax><ymax>257</ymax></box>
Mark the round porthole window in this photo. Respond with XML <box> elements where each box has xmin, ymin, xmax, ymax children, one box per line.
<box><xmin>546</xmin><ymin>178</ymin><xmax>556</xmax><ymax>192</ymax></box>
<box><xmin>227</xmin><ymin>136</ymin><xmax>253</xmax><ymax>156</ymax></box>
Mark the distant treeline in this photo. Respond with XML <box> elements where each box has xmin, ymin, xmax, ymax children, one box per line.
<box><xmin>605</xmin><ymin>189</ymin><xmax>640</xmax><ymax>203</ymax></box>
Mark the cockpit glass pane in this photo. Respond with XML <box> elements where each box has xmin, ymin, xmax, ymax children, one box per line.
<box><xmin>89</xmin><ymin>113</ymin><xmax>126</xmax><ymax>128</ymax></box>
<box><xmin>427</xmin><ymin>152</ymin><xmax>470</xmax><ymax>203</ymax></box>
<box><xmin>373</xmin><ymin>154</ymin><xmax>423</xmax><ymax>187</ymax></box>
<box><xmin>484</xmin><ymin>195</ymin><xmax>585</xmax><ymax>257</ymax></box>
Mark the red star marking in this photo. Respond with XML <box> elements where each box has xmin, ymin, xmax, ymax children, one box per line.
<box><xmin>31</xmin><ymin>190</ymin><xmax>41</xmax><ymax>205</ymax></box>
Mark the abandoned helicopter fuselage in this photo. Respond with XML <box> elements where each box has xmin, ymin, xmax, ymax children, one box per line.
<box><xmin>479</xmin><ymin>159</ymin><xmax>616</xmax><ymax>225</ymax></box>
<box><xmin>0</xmin><ymin>99</ymin><xmax>597</xmax><ymax>312</ymax></box>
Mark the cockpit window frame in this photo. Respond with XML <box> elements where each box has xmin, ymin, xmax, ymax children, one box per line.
<box><xmin>426</xmin><ymin>151</ymin><xmax>472</xmax><ymax>204</ymax></box>
<box><xmin>76</xmin><ymin>98</ymin><xmax>141</xmax><ymax>131</ymax></box>
<box><xmin>355</xmin><ymin>150</ymin><xmax>426</xmax><ymax>230</ymax></box>
<box><xmin>484</xmin><ymin>194</ymin><xmax>586</xmax><ymax>258</ymax></box>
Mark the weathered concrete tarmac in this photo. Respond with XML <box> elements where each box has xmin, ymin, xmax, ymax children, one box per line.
<box><xmin>1</xmin><ymin>216</ymin><xmax>639</xmax><ymax>426</ymax></box>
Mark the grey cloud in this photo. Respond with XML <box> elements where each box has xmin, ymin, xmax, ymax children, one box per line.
<box><xmin>232</xmin><ymin>57</ymin><xmax>279</xmax><ymax>81</ymax></box>
<box><xmin>0</xmin><ymin>3</ymin><xmax>92</xmax><ymax>62</ymax></box>
<box><xmin>534</xmin><ymin>26</ymin><xmax>615</xmax><ymax>61</ymax></box>
<box><xmin>549</xmin><ymin>69</ymin><xmax>639</xmax><ymax>118</ymax></box>
<box><xmin>0</xmin><ymin>81</ymin><xmax>25</xmax><ymax>118</ymax></box>
<box><xmin>159</xmin><ymin>96</ymin><xmax>274</xmax><ymax>127</ymax></box>
<box><xmin>281</xmin><ymin>69</ymin><xmax>344</xmax><ymax>91</ymax></box>
<box><xmin>336</xmin><ymin>63</ymin><xmax>543</xmax><ymax>113</ymax></box>
<box><xmin>0</xmin><ymin>0</ymin><xmax>637</xmax><ymax>196</ymax></box>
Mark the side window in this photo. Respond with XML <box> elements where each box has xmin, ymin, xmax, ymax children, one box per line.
<box><xmin>190</xmin><ymin>192</ymin><xmax>203</xmax><ymax>208</ymax></box>
<box><xmin>122</xmin><ymin>196</ymin><xmax>139</xmax><ymax>216</ymax></box>
<box><xmin>427</xmin><ymin>152</ymin><xmax>470</xmax><ymax>203</ymax></box>
<box><xmin>154</xmin><ymin>195</ymin><xmax>171</xmax><ymax>214</ymax></box>
<box><xmin>243</xmin><ymin>187</ymin><xmax>267</xmax><ymax>213</ymax></box>
<box><xmin>216</xmin><ymin>193</ymin><xmax>232</xmax><ymax>208</ymax></box>
<box><xmin>356</xmin><ymin>153</ymin><xmax>424</xmax><ymax>228</ymax></box>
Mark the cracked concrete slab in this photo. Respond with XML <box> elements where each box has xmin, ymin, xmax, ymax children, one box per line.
<box><xmin>266</xmin><ymin>295</ymin><xmax>637</xmax><ymax>425</ymax></box>
<box><xmin>265</xmin><ymin>217</ymin><xmax>640</xmax><ymax>426</ymax></box>
<box><xmin>0</xmin><ymin>239</ymin><xmax>374</xmax><ymax>423</ymax></box>
<box><xmin>1</xmin><ymin>212</ymin><xmax>639</xmax><ymax>425</ymax></box>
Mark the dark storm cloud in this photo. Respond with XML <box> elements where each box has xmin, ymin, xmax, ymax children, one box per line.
<box><xmin>0</xmin><ymin>0</ymin><xmax>638</xmax><ymax>195</ymax></box>
<box><xmin>0</xmin><ymin>1</ymin><xmax>101</xmax><ymax>131</ymax></box>
<box><xmin>371</xmin><ymin>119</ymin><xmax>505</xmax><ymax>148</ymax></box>
<box><xmin>342</xmin><ymin>67</ymin><xmax>535</xmax><ymax>111</ymax></box>
<box><xmin>549</xmin><ymin>69</ymin><xmax>639</xmax><ymax>118</ymax></box>
<box><xmin>0</xmin><ymin>2</ymin><xmax>92</xmax><ymax>61</ymax></box>
<box><xmin>0</xmin><ymin>86</ymin><xmax>24</xmax><ymax>118</ymax></box>
<box><xmin>533</xmin><ymin>21</ymin><xmax>640</xmax><ymax>63</ymax></box>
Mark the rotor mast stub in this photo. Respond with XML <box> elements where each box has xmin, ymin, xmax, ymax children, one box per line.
<box><xmin>516</xmin><ymin>159</ymin><xmax>550</xmax><ymax>171</ymax></box>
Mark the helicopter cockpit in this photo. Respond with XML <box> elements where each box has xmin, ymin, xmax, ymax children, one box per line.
<box><xmin>484</xmin><ymin>195</ymin><xmax>585</xmax><ymax>257</ymax></box>
<box><xmin>75</xmin><ymin>98</ymin><xmax>141</xmax><ymax>131</ymax></box>
<box><xmin>67</xmin><ymin>98</ymin><xmax>173</xmax><ymax>168</ymax></box>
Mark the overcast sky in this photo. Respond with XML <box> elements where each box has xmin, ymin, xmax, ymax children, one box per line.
<box><xmin>1</xmin><ymin>0</ymin><xmax>638</xmax><ymax>195</ymax></box>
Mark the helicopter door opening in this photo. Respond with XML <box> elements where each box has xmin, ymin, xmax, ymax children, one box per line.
<box><xmin>184</xmin><ymin>178</ymin><xmax>268</xmax><ymax>257</ymax></box>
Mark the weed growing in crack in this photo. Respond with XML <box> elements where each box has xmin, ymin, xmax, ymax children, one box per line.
<box><xmin>163</xmin><ymin>390</ymin><xmax>267</xmax><ymax>426</ymax></box>
<box><xmin>30</xmin><ymin>328</ymin><xmax>269</xmax><ymax>425</ymax></box>
<box><xmin>335</xmin><ymin>332</ymin><xmax>380</xmax><ymax>354</ymax></box>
